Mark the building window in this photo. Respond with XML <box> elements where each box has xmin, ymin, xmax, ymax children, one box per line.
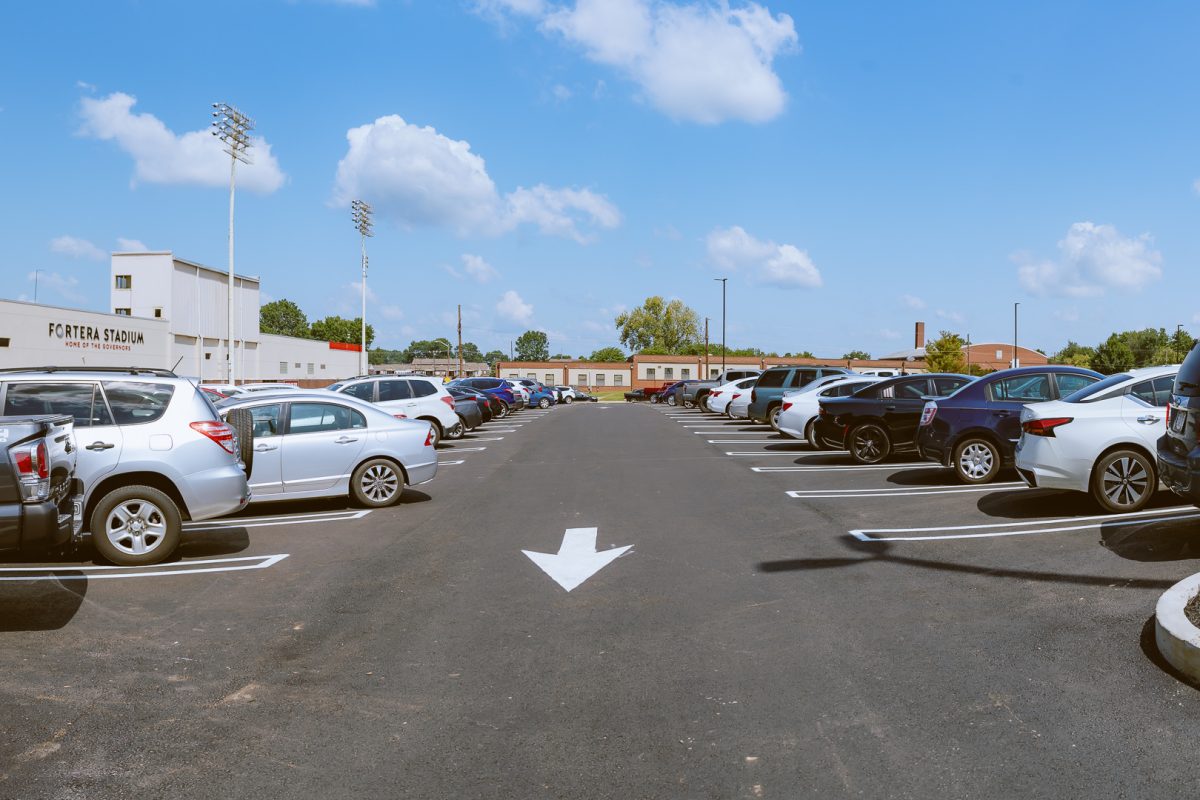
<box><xmin>614</xmin><ymin>374</ymin><xmax>624</xmax><ymax>386</ymax></box>
<box><xmin>995</xmin><ymin>349</ymin><xmax>1003</xmax><ymax>360</ymax></box>
<box><xmin>647</xmin><ymin>368</ymin><xmax>656</xmax><ymax>380</ymax></box>
<box><xmin>545</xmin><ymin>373</ymin><xmax>554</xmax><ymax>384</ymax></box>
<box><xmin>527</xmin><ymin>373</ymin><xmax>536</xmax><ymax>380</ymax></box>
<box><xmin>508</xmin><ymin>373</ymin><xmax>519</xmax><ymax>378</ymax></box>
<box><xmin>665</xmin><ymin>367</ymin><xmax>674</xmax><ymax>379</ymax></box>
<box><xmin>320</xmin><ymin>364</ymin><xmax>326</xmax><ymax>370</ymax></box>
<box><xmin>307</xmin><ymin>363</ymin><xmax>315</xmax><ymax>375</ymax></box>
<box><xmin>597</xmin><ymin>374</ymin><xmax>606</xmax><ymax>386</ymax></box>
<box><xmin>205</xmin><ymin>353</ymin><xmax>212</xmax><ymax>360</ymax></box>
<box><xmin>682</xmin><ymin>368</ymin><xmax>690</xmax><ymax>379</ymax></box>
<box><xmin>114</xmin><ymin>308</ymin><xmax>131</xmax><ymax>316</ymax></box>
<box><xmin>294</xmin><ymin>362</ymin><xmax>301</xmax><ymax>369</ymax></box>
<box><xmin>153</xmin><ymin>308</ymin><xmax>162</xmax><ymax>318</ymax></box>
<box><xmin>711</xmin><ymin>368</ymin><xmax>719</xmax><ymax>378</ymax></box>
<box><xmin>577</xmin><ymin>374</ymin><xmax>588</xmax><ymax>384</ymax></box>
<box><xmin>115</xmin><ymin>275</ymin><xmax>132</xmax><ymax>289</ymax></box>
<box><xmin>280</xmin><ymin>362</ymin><xmax>288</xmax><ymax>374</ymax></box>
<box><xmin>0</xmin><ymin>338</ymin><xmax>9</xmax><ymax>347</ymax></box>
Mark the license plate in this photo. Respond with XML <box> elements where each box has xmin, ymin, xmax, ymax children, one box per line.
<box><xmin>1172</xmin><ymin>406</ymin><xmax>1187</xmax><ymax>433</ymax></box>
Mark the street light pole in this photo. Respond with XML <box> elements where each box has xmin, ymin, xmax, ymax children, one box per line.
<box><xmin>211</xmin><ymin>103</ymin><xmax>254</xmax><ymax>384</ymax></box>
<box><xmin>351</xmin><ymin>200</ymin><xmax>374</xmax><ymax>376</ymax></box>
<box><xmin>715</xmin><ymin>278</ymin><xmax>727</xmax><ymax>375</ymax></box>
<box><xmin>33</xmin><ymin>269</ymin><xmax>40</xmax><ymax>303</ymax></box>
<box><xmin>1012</xmin><ymin>302</ymin><xmax>1020</xmax><ymax>368</ymax></box>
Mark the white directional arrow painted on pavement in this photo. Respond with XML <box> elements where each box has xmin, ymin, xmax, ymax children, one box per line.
<box><xmin>522</xmin><ymin>527</ymin><xmax>632</xmax><ymax>592</ymax></box>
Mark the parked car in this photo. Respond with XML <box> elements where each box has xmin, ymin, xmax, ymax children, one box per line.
<box><xmin>747</xmin><ymin>366</ymin><xmax>855</xmax><ymax>427</ymax></box>
<box><xmin>239</xmin><ymin>383</ymin><xmax>301</xmax><ymax>393</ymax></box>
<box><xmin>768</xmin><ymin>374</ymin><xmax>857</xmax><ymax>431</ymax></box>
<box><xmin>573</xmin><ymin>389</ymin><xmax>599</xmax><ymax>402</ymax></box>
<box><xmin>1159</xmin><ymin>343</ymin><xmax>1200</xmax><ymax>507</ymax></box>
<box><xmin>663</xmin><ymin>380</ymin><xmax>701</xmax><ymax>407</ymax></box>
<box><xmin>814</xmin><ymin>373</ymin><xmax>975</xmax><ymax>465</ymax></box>
<box><xmin>1016</xmin><ymin>366</ymin><xmax>1176</xmax><ymax>512</ymax></box>
<box><xmin>624</xmin><ymin>388</ymin><xmax>650</xmax><ymax>402</ymax></box>
<box><xmin>504</xmin><ymin>380</ymin><xmax>533</xmax><ymax>409</ymax></box>
<box><xmin>328</xmin><ymin>375</ymin><xmax>460</xmax><ymax>447</ymax></box>
<box><xmin>855</xmin><ymin>368</ymin><xmax>904</xmax><ymax>377</ymax></box>
<box><xmin>0</xmin><ymin>367</ymin><xmax>252</xmax><ymax>566</ymax></box>
<box><xmin>777</xmin><ymin>377</ymin><xmax>883</xmax><ymax>445</ymax></box>
<box><xmin>0</xmin><ymin>413</ymin><xmax>80</xmax><ymax>557</ymax></box>
<box><xmin>448</xmin><ymin>386</ymin><xmax>495</xmax><ymax>423</ymax></box>
<box><xmin>681</xmin><ymin>368</ymin><xmax>762</xmax><ymax>411</ymax></box>
<box><xmin>448</xmin><ymin>394</ymin><xmax>483</xmax><ymax>438</ymax></box>
<box><xmin>218</xmin><ymin>392</ymin><xmax>437</xmax><ymax>508</ymax></box>
<box><xmin>917</xmin><ymin>366</ymin><xmax>1102</xmax><ymax>484</ymax></box>
<box><xmin>515</xmin><ymin>379</ymin><xmax>558</xmax><ymax>409</ymax></box>
<box><xmin>642</xmin><ymin>383</ymin><xmax>677</xmax><ymax>403</ymax></box>
<box><xmin>450</xmin><ymin>377</ymin><xmax>518</xmax><ymax>416</ymax></box>
<box><xmin>554</xmin><ymin>385</ymin><xmax>579</xmax><ymax>404</ymax></box>
<box><xmin>200</xmin><ymin>383</ymin><xmax>246</xmax><ymax>398</ymax></box>
<box><xmin>727</xmin><ymin>387</ymin><xmax>754</xmax><ymax>420</ymax></box>
<box><xmin>707</xmin><ymin>377</ymin><xmax>759</xmax><ymax>416</ymax></box>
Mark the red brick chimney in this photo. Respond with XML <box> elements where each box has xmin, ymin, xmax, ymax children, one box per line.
<box><xmin>915</xmin><ymin>321</ymin><xmax>926</xmax><ymax>349</ymax></box>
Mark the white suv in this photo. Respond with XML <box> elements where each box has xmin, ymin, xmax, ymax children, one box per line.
<box><xmin>329</xmin><ymin>375</ymin><xmax>460</xmax><ymax>447</ymax></box>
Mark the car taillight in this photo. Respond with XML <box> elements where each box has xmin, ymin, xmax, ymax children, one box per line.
<box><xmin>782</xmin><ymin>402</ymin><xmax>792</xmax><ymax>412</ymax></box>
<box><xmin>9</xmin><ymin>440</ymin><xmax>50</xmax><ymax>503</ymax></box>
<box><xmin>1022</xmin><ymin>417</ymin><xmax>1073</xmax><ymax>437</ymax></box>
<box><xmin>732</xmin><ymin>393</ymin><xmax>741</xmax><ymax>401</ymax></box>
<box><xmin>1166</xmin><ymin>404</ymin><xmax>1172</xmax><ymax>430</ymax></box>
<box><xmin>919</xmin><ymin>401</ymin><xmax>938</xmax><ymax>427</ymax></box>
<box><xmin>393</xmin><ymin>413</ymin><xmax>408</xmax><ymax>419</ymax></box>
<box><xmin>424</xmin><ymin>426</ymin><xmax>435</xmax><ymax>447</ymax></box>
<box><xmin>441</xmin><ymin>396</ymin><xmax>456</xmax><ymax>410</ymax></box>
<box><xmin>711</xmin><ymin>391</ymin><xmax>721</xmax><ymax>397</ymax></box>
<box><xmin>190</xmin><ymin>420</ymin><xmax>236</xmax><ymax>454</ymax></box>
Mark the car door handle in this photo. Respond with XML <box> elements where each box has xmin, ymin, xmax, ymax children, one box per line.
<box><xmin>85</xmin><ymin>441</ymin><xmax>115</xmax><ymax>451</ymax></box>
<box><xmin>1137</xmin><ymin>415</ymin><xmax>1160</xmax><ymax>424</ymax></box>
<box><xmin>254</xmin><ymin>442</ymin><xmax>278</xmax><ymax>452</ymax></box>
<box><xmin>334</xmin><ymin>436</ymin><xmax>359</xmax><ymax>444</ymax></box>
<box><xmin>884</xmin><ymin>405</ymin><xmax>896</xmax><ymax>411</ymax></box>
<box><xmin>993</xmin><ymin>411</ymin><xmax>1010</xmax><ymax>417</ymax></box>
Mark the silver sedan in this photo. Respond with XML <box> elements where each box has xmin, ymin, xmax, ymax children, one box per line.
<box><xmin>217</xmin><ymin>391</ymin><xmax>437</xmax><ymax>508</ymax></box>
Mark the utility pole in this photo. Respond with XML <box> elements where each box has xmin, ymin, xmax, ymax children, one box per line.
<box><xmin>211</xmin><ymin>102</ymin><xmax>254</xmax><ymax>384</ymax></box>
<box><xmin>714</xmin><ymin>278</ymin><xmax>727</xmax><ymax>375</ymax></box>
<box><xmin>704</xmin><ymin>317</ymin><xmax>710</xmax><ymax>378</ymax></box>
<box><xmin>966</xmin><ymin>333</ymin><xmax>971</xmax><ymax>374</ymax></box>
<box><xmin>457</xmin><ymin>304</ymin><xmax>464</xmax><ymax>378</ymax></box>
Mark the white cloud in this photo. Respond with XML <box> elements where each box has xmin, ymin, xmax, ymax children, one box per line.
<box><xmin>462</xmin><ymin>254</ymin><xmax>500</xmax><ymax>283</ymax></box>
<box><xmin>78</xmin><ymin>92</ymin><xmax>286</xmax><ymax>193</ymax></box>
<box><xmin>27</xmin><ymin>271</ymin><xmax>86</xmax><ymax>304</ymax></box>
<box><xmin>379</xmin><ymin>304</ymin><xmax>405</xmax><ymax>321</ymax></box>
<box><xmin>901</xmin><ymin>293</ymin><xmax>925</xmax><ymax>310</ymax></box>
<box><xmin>1194</xmin><ymin>178</ymin><xmax>1200</xmax><ymax>194</ymax></box>
<box><xmin>551</xmin><ymin>83</ymin><xmax>573</xmax><ymax>101</ymax></box>
<box><xmin>936</xmin><ymin>309</ymin><xmax>965</xmax><ymax>324</ymax></box>
<box><xmin>1016</xmin><ymin>221</ymin><xmax>1163</xmax><ymax>297</ymax></box>
<box><xmin>706</xmin><ymin>225</ymin><xmax>821</xmax><ymax>288</ymax></box>
<box><xmin>331</xmin><ymin>115</ymin><xmax>619</xmax><ymax>243</ymax></box>
<box><xmin>117</xmin><ymin>237</ymin><xmax>148</xmax><ymax>252</ymax></box>
<box><xmin>1054</xmin><ymin>307</ymin><xmax>1080</xmax><ymax>322</ymax></box>
<box><xmin>496</xmin><ymin>289</ymin><xmax>534</xmax><ymax>324</ymax></box>
<box><xmin>76</xmin><ymin>80</ymin><xmax>96</xmax><ymax>92</ymax></box>
<box><xmin>524</xmin><ymin>0</ymin><xmax>798</xmax><ymax>124</ymax></box>
<box><xmin>49</xmin><ymin>235</ymin><xmax>106</xmax><ymax>261</ymax></box>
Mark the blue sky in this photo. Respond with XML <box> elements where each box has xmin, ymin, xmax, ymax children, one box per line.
<box><xmin>2</xmin><ymin>0</ymin><xmax>1198</xmax><ymax>359</ymax></box>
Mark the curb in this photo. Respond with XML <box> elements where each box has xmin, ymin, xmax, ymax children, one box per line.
<box><xmin>1155</xmin><ymin>571</ymin><xmax>1200</xmax><ymax>683</ymax></box>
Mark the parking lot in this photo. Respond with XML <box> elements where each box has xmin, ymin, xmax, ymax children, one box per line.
<box><xmin>3</xmin><ymin>400</ymin><xmax>1200</xmax><ymax>798</ymax></box>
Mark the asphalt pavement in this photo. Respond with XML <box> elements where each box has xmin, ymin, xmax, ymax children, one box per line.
<box><xmin>2</xmin><ymin>402</ymin><xmax>1200</xmax><ymax>798</ymax></box>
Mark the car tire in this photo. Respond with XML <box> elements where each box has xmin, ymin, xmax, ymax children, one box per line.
<box><xmin>1091</xmin><ymin>449</ymin><xmax>1156</xmax><ymax>513</ymax></box>
<box><xmin>421</xmin><ymin>419</ymin><xmax>443</xmax><ymax>448</ymax></box>
<box><xmin>226</xmin><ymin>407</ymin><xmax>254</xmax><ymax>478</ymax></box>
<box><xmin>804</xmin><ymin>419</ymin><xmax>825</xmax><ymax>450</ymax></box>
<box><xmin>539</xmin><ymin>397</ymin><xmax>551</xmax><ymax>409</ymax></box>
<box><xmin>847</xmin><ymin>423</ymin><xmax>891</xmax><ymax>465</ymax></box>
<box><xmin>953</xmin><ymin>437</ymin><xmax>1002</xmax><ymax>484</ymax></box>
<box><xmin>445</xmin><ymin>420</ymin><xmax>466</xmax><ymax>440</ymax></box>
<box><xmin>90</xmin><ymin>485</ymin><xmax>182</xmax><ymax>566</ymax></box>
<box><xmin>351</xmin><ymin>458</ymin><xmax>404</xmax><ymax>508</ymax></box>
<box><xmin>684</xmin><ymin>399</ymin><xmax>695</xmax><ymax>409</ymax></box>
<box><xmin>667</xmin><ymin>395</ymin><xmax>677</xmax><ymax>407</ymax></box>
<box><xmin>650</xmin><ymin>394</ymin><xmax>660</xmax><ymax>404</ymax></box>
<box><xmin>564</xmin><ymin>396</ymin><xmax>574</xmax><ymax>404</ymax></box>
<box><xmin>496</xmin><ymin>402</ymin><xmax>509</xmax><ymax>419</ymax></box>
<box><xmin>768</xmin><ymin>406</ymin><xmax>783</xmax><ymax>432</ymax></box>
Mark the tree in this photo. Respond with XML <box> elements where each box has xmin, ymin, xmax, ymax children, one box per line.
<box><xmin>369</xmin><ymin>348</ymin><xmax>406</xmax><ymax>365</ymax></box>
<box><xmin>588</xmin><ymin>346</ymin><xmax>626</xmax><ymax>362</ymax></box>
<box><xmin>842</xmin><ymin>350</ymin><xmax>872</xmax><ymax>360</ymax></box>
<box><xmin>514</xmin><ymin>330</ymin><xmax>549</xmax><ymax>361</ymax></box>
<box><xmin>1091</xmin><ymin>334</ymin><xmax>1135</xmax><ymax>374</ymax></box>
<box><xmin>259</xmin><ymin>299</ymin><xmax>311</xmax><ymax>338</ymax></box>
<box><xmin>925</xmin><ymin>330</ymin><xmax>966</xmax><ymax>374</ymax></box>
<box><xmin>790</xmin><ymin>350</ymin><xmax>815</xmax><ymax>359</ymax></box>
<box><xmin>550</xmin><ymin>353</ymin><xmax>573</xmax><ymax>359</ymax></box>
<box><xmin>310</xmin><ymin>316</ymin><xmax>374</xmax><ymax>348</ymax></box>
<box><xmin>1050</xmin><ymin>341</ymin><xmax>1095</xmax><ymax>369</ymax></box>
<box><xmin>615</xmin><ymin>296</ymin><xmax>700</xmax><ymax>354</ymax></box>
<box><xmin>457</xmin><ymin>342</ymin><xmax>484</xmax><ymax>363</ymax></box>
<box><xmin>1171</xmin><ymin>327</ymin><xmax>1197</xmax><ymax>361</ymax></box>
<box><xmin>483</xmin><ymin>350</ymin><xmax>507</xmax><ymax>368</ymax></box>
<box><xmin>404</xmin><ymin>338</ymin><xmax>453</xmax><ymax>361</ymax></box>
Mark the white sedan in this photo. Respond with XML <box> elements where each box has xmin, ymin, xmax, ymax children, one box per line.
<box><xmin>1014</xmin><ymin>365</ymin><xmax>1176</xmax><ymax>513</ymax></box>
<box><xmin>777</xmin><ymin>377</ymin><xmax>882</xmax><ymax>444</ymax></box>
<box><xmin>707</xmin><ymin>377</ymin><xmax>757</xmax><ymax>415</ymax></box>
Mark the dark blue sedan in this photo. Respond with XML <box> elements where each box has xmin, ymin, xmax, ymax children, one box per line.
<box><xmin>916</xmin><ymin>365</ymin><xmax>1102</xmax><ymax>484</ymax></box>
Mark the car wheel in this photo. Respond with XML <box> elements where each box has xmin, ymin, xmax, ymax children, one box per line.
<box><xmin>422</xmin><ymin>419</ymin><xmax>443</xmax><ymax>448</ymax></box>
<box><xmin>848</xmin><ymin>423</ymin><xmax>891</xmax><ymax>465</ymax></box>
<box><xmin>1091</xmin><ymin>449</ymin><xmax>1156</xmax><ymax>513</ymax></box>
<box><xmin>90</xmin><ymin>485</ymin><xmax>182</xmax><ymax>566</ymax></box>
<box><xmin>804</xmin><ymin>419</ymin><xmax>826</xmax><ymax>450</ymax></box>
<box><xmin>226</xmin><ymin>408</ymin><xmax>254</xmax><ymax>478</ymax></box>
<box><xmin>564</xmin><ymin>396</ymin><xmax>573</xmax><ymax>404</ymax></box>
<box><xmin>684</xmin><ymin>399</ymin><xmax>695</xmax><ymax>409</ymax></box>
<box><xmin>953</xmin><ymin>437</ymin><xmax>1001</xmax><ymax>484</ymax></box>
<box><xmin>667</xmin><ymin>395</ymin><xmax>677</xmax><ymax>406</ymax></box>
<box><xmin>768</xmin><ymin>406</ymin><xmax>783</xmax><ymax>431</ymax></box>
<box><xmin>539</xmin><ymin>397</ymin><xmax>551</xmax><ymax>409</ymax></box>
<box><xmin>650</xmin><ymin>394</ymin><xmax>660</xmax><ymax>404</ymax></box>
<box><xmin>496</xmin><ymin>402</ymin><xmax>509</xmax><ymax>419</ymax></box>
<box><xmin>351</xmin><ymin>458</ymin><xmax>404</xmax><ymax>508</ymax></box>
<box><xmin>445</xmin><ymin>420</ymin><xmax>466</xmax><ymax>440</ymax></box>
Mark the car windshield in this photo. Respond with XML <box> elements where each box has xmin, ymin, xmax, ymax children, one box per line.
<box><xmin>1063</xmin><ymin>373</ymin><xmax>1131</xmax><ymax>403</ymax></box>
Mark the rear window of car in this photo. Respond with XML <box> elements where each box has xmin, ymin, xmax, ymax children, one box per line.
<box><xmin>341</xmin><ymin>381</ymin><xmax>375</xmax><ymax>401</ymax></box>
<box><xmin>2</xmin><ymin>382</ymin><xmax>113</xmax><ymax>427</ymax></box>
<box><xmin>894</xmin><ymin>380</ymin><xmax>929</xmax><ymax>399</ymax></box>
<box><xmin>1131</xmin><ymin>376</ymin><xmax>1175</xmax><ymax>407</ymax></box>
<box><xmin>103</xmin><ymin>381</ymin><xmax>175</xmax><ymax>425</ymax></box>
<box><xmin>1064</xmin><ymin>373</ymin><xmax>1130</xmax><ymax>403</ymax></box>
<box><xmin>1176</xmin><ymin>343</ymin><xmax>1200</xmax><ymax>396</ymax></box>
<box><xmin>411</xmin><ymin>380</ymin><xmax>437</xmax><ymax>398</ymax></box>
<box><xmin>1054</xmin><ymin>373</ymin><xmax>1098</xmax><ymax>396</ymax></box>
<box><xmin>378</xmin><ymin>380</ymin><xmax>412</xmax><ymax>401</ymax></box>
<box><xmin>990</xmin><ymin>374</ymin><xmax>1052</xmax><ymax>402</ymax></box>
<box><xmin>756</xmin><ymin>370</ymin><xmax>787</xmax><ymax>388</ymax></box>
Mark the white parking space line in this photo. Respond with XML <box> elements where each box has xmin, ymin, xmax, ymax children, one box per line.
<box><xmin>465</xmin><ymin>437</ymin><xmax>505</xmax><ymax>442</ymax></box>
<box><xmin>0</xmin><ymin>554</ymin><xmax>290</xmax><ymax>582</ymax></box>
<box><xmin>184</xmin><ymin>510</ymin><xmax>372</xmax><ymax>532</ymax></box>
<box><xmin>695</xmin><ymin>430</ymin><xmax>773</xmax><ymax>434</ymax></box>
<box><xmin>750</xmin><ymin>462</ymin><xmax>929</xmax><ymax>472</ymax></box>
<box><xmin>442</xmin><ymin>446</ymin><xmax>487</xmax><ymax>452</ymax></box>
<box><xmin>438</xmin><ymin>460</ymin><xmax>466</xmax><ymax>465</ymax></box>
<box><xmin>708</xmin><ymin>439</ymin><xmax>787</xmax><ymax>444</ymax></box>
<box><xmin>726</xmin><ymin>451</ymin><xmax>835</xmax><ymax>456</ymax></box>
<box><xmin>850</xmin><ymin>504</ymin><xmax>1200</xmax><ymax>542</ymax></box>
<box><xmin>788</xmin><ymin>482</ymin><xmax>1022</xmax><ymax>500</ymax></box>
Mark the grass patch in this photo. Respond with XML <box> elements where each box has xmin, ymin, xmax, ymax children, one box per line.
<box><xmin>593</xmin><ymin>390</ymin><xmax>628</xmax><ymax>401</ymax></box>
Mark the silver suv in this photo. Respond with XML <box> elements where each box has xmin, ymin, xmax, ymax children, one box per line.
<box><xmin>0</xmin><ymin>368</ymin><xmax>251</xmax><ymax>565</ymax></box>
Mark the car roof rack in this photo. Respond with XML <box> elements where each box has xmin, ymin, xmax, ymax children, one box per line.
<box><xmin>0</xmin><ymin>366</ymin><xmax>180</xmax><ymax>377</ymax></box>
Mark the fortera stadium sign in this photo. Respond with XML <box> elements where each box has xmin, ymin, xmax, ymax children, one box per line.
<box><xmin>48</xmin><ymin>322</ymin><xmax>147</xmax><ymax>352</ymax></box>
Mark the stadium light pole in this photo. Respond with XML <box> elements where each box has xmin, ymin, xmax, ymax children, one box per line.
<box><xmin>714</xmin><ymin>277</ymin><xmax>727</xmax><ymax>374</ymax></box>
<box><xmin>351</xmin><ymin>200</ymin><xmax>374</xmax><ymax>375</ymax></box>
<box><xmin>211</xmin><ymin>103</ymin><xmax>254</xmax><ymax>384</ymax></box>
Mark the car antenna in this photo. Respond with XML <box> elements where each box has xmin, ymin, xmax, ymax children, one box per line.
<box><xmin>171</xmin><ymin>355</ymin><xmax>190</xmax><ymax>383</ymax></box>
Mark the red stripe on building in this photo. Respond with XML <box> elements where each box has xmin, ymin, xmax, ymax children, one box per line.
<box><xmin>328</xmin><ymin>341</ymin><xmax>362</xmax><ymax>352</ymax></box>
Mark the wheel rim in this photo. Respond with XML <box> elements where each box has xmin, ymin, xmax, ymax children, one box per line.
<box><xmin>361</xmin><ymin>464</ymin><xmax>400</xmax><ymax>502</ymax></box>
<box><xmin>540</xmin><ymin>398</ymin><xmax>550</xmax><ymax>408</ymax></box>
<box><xmin>447</xmin><ymin>422</ymin><xmax>464</xmax><ymax>439</ymax></box>
<box><xmin>105</xmin><ymin>499</ymin><xmax>168</xmax><ymax>556</ymax></box>
<box><xmin>1102</xmin><ymin>456</ymin><xmax>1150</xmax><ymax>508</ymax></box>
<box><xmin>958</xmin><ymin>442</ymin><xmax>994</xmax><ymax>480</ymax></box>
<box><xmin>770</xmin><ymin>408</ymin><xmax>781</xmax><ymax>428</ymax></box>
<box><xmin>853</xmin><ymin>428</ymin><xmax>885</xmax><ymax>461</ymax></box>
